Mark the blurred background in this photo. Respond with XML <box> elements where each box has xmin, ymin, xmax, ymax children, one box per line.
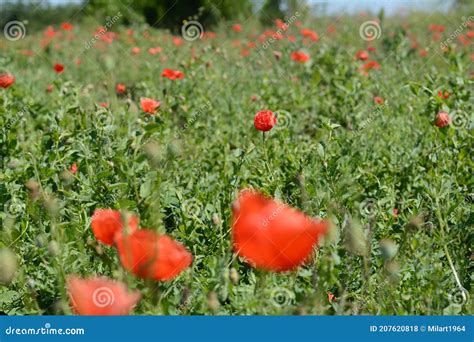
<box><xmin>0</xmin><ymin>0</ymin><xmax>472</xmax><ymax>33</ymax></box>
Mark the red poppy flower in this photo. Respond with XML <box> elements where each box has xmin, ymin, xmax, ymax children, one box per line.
<box><xmin>232</xmin><ymin>24</ymin><xmax>242</xmax><ymax>32</ymax></box>
<box><xmin>355</xmin><ymin>50</ymin><xmax>369</xmax><ymax>60</ymax></box>
<box><xmin>67</xmin><ymin>276</ymin><xmax>140</xmax><ymax>315</ymax></box>
<box><xmin>99</xmin><ymin>102</ymin><xmax>109</xmax><ymax>108</ymax></box>
<box><xmin>299</xmin><ymin>29</ymin><xmax>319</xmax><ymax>41</ymax></box>
<box><xmin>70</xmin><ymin>163</ymin><xmax>78</xmax><ymax>174</ymax></box>
<box><xmin>116</xmin><ymin>83</ymin><xmax>126</xmax><ymax>94</ymax></box>
<box><xmin>232</xmin><ymin>189</ymin><xmax>328</xmax><ymax>272</ymax></box>
<box><xmin>466</xmin><ymin>31</ymin><xmax>474</xmax><ymax>39</ymax></box>
<box><xmin>148</xmin><ymin>47</ymin><xmax>162</xmax><ymax>55</ymax></box>
<box><xmin>91</xmin><ymin>209</ymin><xmax>139</xmax><ymax>246</ymax></box>
<box><xmin>419</xmin><ymin>49</ymin><xmax>428</xmax><ymax>57</ymax></box>
<box><xmin>437</xmin><ymin>91</ymin><xmax>450</xmax><ymax>99</ymax></box>
<box><xmin>172</xmin><ymin>36</ymin><xmax>183</xmax><ymax>46</ymax></box>
<box><xmin>434</xmin><ymin>111</ymin><xmax>450</xmax><ymax>128</ymax></box>
<box><xmin>161</xmin><ymin>68</ymin><xmax>185</xmax><ymax>80</ymax></box>
<box><xmin>115</xmin><ymin>229</ymin><xmax>192</xmax><ymax>281</ymax></box>
<box><xmin>291</xmin><ymin>51</ymin><xmax>310</xmax><ymax>63</ymax></box>
<box><xmin>61</xmin><ymin>22</ymin><xmax>73</xmax><ymax>31</ymax></box>
<box><xmin>361</xmin><ymin>60</ymin><xmax>380</xmax><ymax>73</ymax></box>
<box><xmin>140</xmin><ymin>98</ymin><xmax>161</xmax><ymax>114</ymax></box>
<box><xmin>54</xmin><ymin>63</ymin><xmax>64</xmax><ymax>73</ymax></box>
<box><xmin>46</xmin><ymin>84</ymin><xmax>54</xmax><ymax>93</ymax></box>
<box><xmin>0</xmin><ymin>74</ymin><xmax>15</xmax><ymax>89</ymax></box>
<box><xmin>131</xmin><ymin>47</ymin><xmax>141</xmax><ymax>55</ymax></box>
<box><xmin>374</xmin><ymin>96</ymin><xmax>384</xmax><ymax>105</ymax></box>
<box><xmin>240</xmin><ymin>48</ymin><xmax>250</xmax><ymax>57</ymax></box>
<box><xmin>254</xmin><ymin>110</ymin><xmax>277</xmax><ymax>132</ymax></box>
<box><xmin>327</xmin><ymin>291</ymin><xmax>336</xmax><ymax>302</ymax></box>
<box><xmin>367</xmin><ymin>46</ymin><xmax>376</xmax><ymax>52</ymax></box>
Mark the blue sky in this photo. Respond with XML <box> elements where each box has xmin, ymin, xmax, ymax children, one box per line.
<box><xmin>25</xmin><ymin>0</ymin><xmax>456</xmax><ymax>15</ymax></box>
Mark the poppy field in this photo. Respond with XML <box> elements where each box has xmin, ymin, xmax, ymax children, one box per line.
<box><xmin>0</xmin><ymin>4</ymin><xmax>473</xmax><ymax>316</ymax></box>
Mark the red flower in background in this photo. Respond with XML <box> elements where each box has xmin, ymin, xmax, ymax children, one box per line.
<box><xmin>300</xmin><ymin>29</ymin><xmax>319</xmax><ymax>41</ymax></box>
<box><xmin>161</xmin><ymin>68</ymin><xmax>185</xmax><ymax>80</ymax></box>
<box><xmin>232</xmin><ymin>24</ymin><xmax>242</xmax><ymax>32</ymax></box>
<box><xmin>67</xmin><ymin>276</ymin><xmax>140</xmax><ymax>315</ymax></box>
<box><xmin>116</xmin><ymin>83</ymin><xmax>126</xmax><ymax>94</ymax></box>
<box><xmin>172</xmin><ymin>36</ymin><xmax>183</xmax><ymax>46</ymax></box>
<box><xmin>148</xmin><ymin>47</ymin><xmax>162</xmax><ymax>55</ymax></box>
<box><xmin>240</xmin><ymin>48</ymin><xmax>250</xmax><ymax>57</ymax></box>
<box><xmin>361</xmin><ymin>60</ymin><xmax>380</xmax><ymax>74</ymax></box>
<box><xmin>232</xmin><ymin>189</ymin><xmax>328</xmax><ymax>272</ymax></box>
<box><xmin>291</xmin><ymin>51</ymin><xmax>310</xmax><ymax>63</ymax></box>
<box><xmin>61</xmin><ymin>22</ymin><xmax>73</xmax><ymax>31</ymax></box>
<box><xmin>70</xmin><ymin>163</ymin><xmax>78</xmax><ymax>174</ymax></box>
<box><xmin>355</xmin><ymin>50</ymin><xmax>369</xmax><ymax>60</ymax></box>
<box><xmin>254</xmin><ymin>110</ymin><xmax>277</xmax><ymax>132</ymax></box>
<box><xmin>0</xmin><ymin>74</ymin><xmax>15</xmax><ymax>88</ymax></box>
<box><xmin>46</xmin><ymin>84</ymin><xmax>54</xmax><ymax>93</ymax></box>
<box><xmin>131</xmin><ymin>47</ymin><xmax>141</xmax><ymax>55</ymax></box>
<box><xmin>54</xmin><ymin>63</ymin><xmax>64</xmax><ymax>73</ymax></box>
<box><xmin>140</xmin><ymin>97</ymin><xmax>161</xmax><ymax>114</ymax></box>
<box><xmin>115</xmin><ymin>230</ymin><xmax>192</xmax><ymax>281</ymax></box>
<box><xmin>99</xmin><ymin>102</ymin><xmax>109</xmax><ymax>108</ymax></box>
<box><xmin>434</xmin><ymin>111</ymin><xmax>451</xmax><ymax>128</ymax></box>
<box><xmin>437</xmin><ymin>91</ymin><xmax>450</xmax><ymax>99</ymax></box>
<box><xmin>374</xmin><ymin>96</ymin><xmax>384</xmax><ymax>105</ymax></box>
<box><xmin>419</xmin><ymin>49</ymin><xmax>428</xmax><ymax>57</ymax></box>
<box><xmin>115</xmin><ymin>83</ymin><xmax>127</xmax><ymax>94</ymax></box>
<box><xmin>91</xmin><ymin>209</ymin><xmax>139</xmax><ymax>246</ymax></box>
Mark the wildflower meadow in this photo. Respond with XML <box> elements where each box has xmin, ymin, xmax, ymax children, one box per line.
<box><xmin>0</xmin><ymin>0</ymin><xmax>473</xmax><ymax>318</ymax></box>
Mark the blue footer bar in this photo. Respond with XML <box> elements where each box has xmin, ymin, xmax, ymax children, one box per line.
<box><xmin>0</xmin><ymin>316</ymin><xmax>472</xmax><ymax>342</ymax></box>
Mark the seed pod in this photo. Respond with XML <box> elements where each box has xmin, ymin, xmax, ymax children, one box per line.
<box><xmin>379</xmin><ymin>239</ymin><xmax>398</xmax><ymax>260</ymax></box>
<box><xmin>229</xmin><ymin>268</ymin><xmax>239</xmax><ymax>284</ymax></box>
<box><xmin>0</xmin><ymin>248</ymin><xmax>18</xmax><ymax>285</ymax></box>
<box><xmin>344</xmin><ymin>218</ymin><xmax>367</xmax><ymax>256</ymax></box>
<box><xmin>207</xmin><ymin>291</ymin><xmax>220</xmax><ymax>311</ymax></box>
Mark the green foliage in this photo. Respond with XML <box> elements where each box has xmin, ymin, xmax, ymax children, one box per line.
<box><xmin>0</xmin><ymin>8</ymin><xmax>472</xmax><ymax>316</ymax></box>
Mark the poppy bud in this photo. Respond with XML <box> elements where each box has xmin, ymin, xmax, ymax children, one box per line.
<box><xmin>212</xmin><ymin>213</ymin><xmax>222</xmax><ymax>226</ymax></box>
<box><xmin>229</xmin><ymin>267</ymin><xmax>239</xmax><ymax>284</ymax></box>
<box><xmin>207</xmin><ymin>291</ymin><xmax>220</xmax><ymax>311</ymax></box>
<box><xmin>0</xmin><ymin>248</ymin><xmax>18</xmax><ymax>285</ymax></box>
<box><xmin>379</xmin><ymin>239</ymin><xmax>398</xmax><ymax>260</ymax></box>
<box><xmin>344</xmin><ymin>219</ymin><xmax>367</xmax><ymax>256</ymax></box>
<box><xmin>48</xmin><ymin>240</ymin><xmax>60</xmax><ymax>256</ymax></box>
<box><xmin>25</xmin><ymin>179</ymin><xmax>40</xmax><ymax>200</ymax></box>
